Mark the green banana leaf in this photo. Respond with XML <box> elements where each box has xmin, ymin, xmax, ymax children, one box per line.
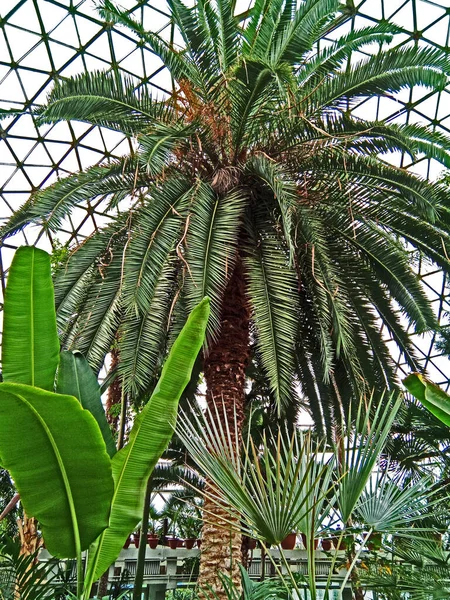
<box><xmin>2</xmin><ymin>247</ymin><xmax>59</xmax><ymax>390</ymax></box>
<box><xmin>0</xmin><ymin>382</ymin><xmax>114</xmax><ymax>558</ymax></box>
<box><xmin>56</xmin><ymin>350</ymin><xmax>116</xmax><ymax>458</ymax></box>
<box><xmin>86</xmin><ymin>297</ymin><xmax>210</xmax><ymax>583</ymax></box>
<box><xmin>403</xmin><ymin>372</ymin><xmax>450</xmax><ymax>426</ymax></box>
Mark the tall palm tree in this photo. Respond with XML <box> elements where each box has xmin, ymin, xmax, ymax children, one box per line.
<box><xmin>2</xmin><ymin>0</ymin><xmax>450</xmax><ymax>594</ymax></box>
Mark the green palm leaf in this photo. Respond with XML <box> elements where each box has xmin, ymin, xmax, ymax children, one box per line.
<box><xmin>36</xmin><ymin>70</ymin><xmax>168</xmax><ymax>135</ymax></box>
<box><xmin>0</xmin><ymin>159</ymin><xmax>144</xmax><ymax>240</ymax></box>
<box><xmin>336</xmin><ymin>393</ymin><xmax>402</xmax><ymax>523</ymax></box>
<box><xmin>244</xmin><ymin>213</ymin><xmax>298</xmax><ymax>412</ymax></box>
<box><xmin>184</xmin><ymin>183</ymin><xmax>245</xmax><ymax>342</ymax></box>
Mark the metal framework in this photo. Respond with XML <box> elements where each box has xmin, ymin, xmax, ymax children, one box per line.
<box><xmin>1</xmin><ymin>0</ymin><xmax>450</xmax><ymax>385</ymax></box>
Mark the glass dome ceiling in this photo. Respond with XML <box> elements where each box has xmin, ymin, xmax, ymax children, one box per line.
<box><xmin>1</xmin><ymin>0</ymin><xmax>450</xmax><ymax>387</ymax></box>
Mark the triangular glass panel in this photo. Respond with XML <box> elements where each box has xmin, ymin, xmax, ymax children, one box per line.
<box><xmin>74</xmin><ymin>14</ymin><xmax>103</xmax><ymax>46</ymax></box>
<box><xmin>7</xmin><ymin>2</ymin><xmax>42</xmax><ymax>33</ymax></box>
<box><xmin>37</xmin><ymin>2</ymin><xmax>73</xmax><ymax>34</ymax></box>
<box><xmin>7</xmin><ymin>136</ymin><xmax>36</xmax><ymax>162</ymax></box>
<box><xmin>48</xmin><ymin>40</ymin><xmax>79</xmax><ymax>71</ymax></box>
<box><xmin>416</xmin><ymin>4</ymin><xmax>446</xmax><ymax>32</ymax></box>
<box><xmin>1</xmin><ymin>71</ymin><xmax>26</xmax><ymax>103</ymax></box>
<box><xmin>4</xmin><ymin>25</ymin><xmax>41</xmax><ymax>63</ymax></box>
<box><xmin>50</xmin><ymin>17</ymin><xmax>79</xmax><ymax>49</ymax></box>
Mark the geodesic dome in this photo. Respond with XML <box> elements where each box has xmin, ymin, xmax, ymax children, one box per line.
<box><xmin>1</xmin><ymin>0</ymin><xmax>450</xmax><ymax>387</ymax></box>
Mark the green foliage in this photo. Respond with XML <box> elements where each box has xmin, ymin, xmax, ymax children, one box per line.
<box><xmin>2</xmin><ymin>247</ymin><xmax>59</xmax><ymax>391</ymax></box>
<box><xmin>86</xmin><ymin>298</ymin><xmax>210</xmax><ymax>583</ymax></box>
<box><xmin>56</xmin><ymin>350</ymin><xmax>117</xmax><ymax>458</ymax></box>
<box><xmin>0</xmin><ymin>535</ymin><xmax>62</xmax><ymax>600</ymax></box>
<box><xmin>3</xmin><ymin>0</ymin><xmax>450</xmax><ymax>428</ymax></box>
<box><xmin>403</xmin><ymin>373</ymin><xmax>450</xmax><ymax>427</ymax></box>
<box><xmin>0</xmin><ymin>383</ymin><xmax>114</xmax><ymax>558</ymax></box>
<box><xmin>0</xmin><ymin>246</ymin><xmax>210</xmax><ymax>599</ymax></box>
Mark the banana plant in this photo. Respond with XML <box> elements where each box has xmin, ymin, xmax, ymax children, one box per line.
<box><xmin>0</xmin><ymin>246</ymin><xmax>210</xmax><ymax>599</ymax></box>
<box><xmin>403</xmin><ymin>373</ymin><xmax>450</xmax><ymax>426</ymax></box>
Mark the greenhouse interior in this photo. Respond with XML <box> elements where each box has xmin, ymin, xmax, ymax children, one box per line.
<box><xmin>2</xmin><ymin>0</ymin><xmax>450</xmax><ymax>598</ymax></box>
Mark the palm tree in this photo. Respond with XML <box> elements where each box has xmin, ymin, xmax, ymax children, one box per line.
<box><xmin>2</xmin><ymin>0</ymin><xmax>450</xmax><ymax>594</ymax></box>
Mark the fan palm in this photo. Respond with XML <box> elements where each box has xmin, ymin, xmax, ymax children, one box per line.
<box><xmin>3</xmin><ymin>0</ymin><xmax>450</xmax><ymax>594</ymax></box>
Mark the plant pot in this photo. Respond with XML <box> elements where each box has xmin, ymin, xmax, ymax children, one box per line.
<box><xmin>243</xmin><ymin>535</ymin><xmax>257</xmax><ymax>550</ymax></box>
<box><xmin>123</xmin><ymin>535</ymin><xmax>132</xmax><ymax>549</ymax></box>
<box><xmin>147</xmin><ymin>534</ymin><xmax>159</xmax><ymax>549</ymax></box>
<box><xmin>177</xmin><ymin>539</ymin><xmax>184</xmax><ymax>548</ymax></box>
<box><xmin>184</xmin><ymin>538</ymin><xmax>196</xmax><ymax>550</ymax></box>
<box><xmin>321</xmin><ymin>538</ymin><xmax>333</xmax><ymax>552</ymax></box>
<box><xmin>334</xmin><ymin>537</ymin><xmax>347</xmax><ymax>551</ymax></box>
<box><xmin>281</xmin><ymin>532</ymin><xmax>297</xmax><ymax>550</ymax></box>
<box><xmin>196</xmin><ymin>538</ymin><xmax>202</xmax><ymax>548</ymax></box>
<box><xmin>300</xmin><ymin>533</ymin><xmax>319</xmax><ymax>550</ymax></box>
<box><xmin>133</xmin><ymin>535</ymin><xmax>139</xmax><ymax>548</ymax></box>
<box><xmin>167</xmin><ymin>538</ymin><xmax>179</xmax><ymax>550</ymax></box>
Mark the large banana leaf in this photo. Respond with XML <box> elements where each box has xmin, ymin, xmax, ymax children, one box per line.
<box><xmin>2</xmin><ymin>247</ymin><xmax>59</xmax><ymax>390</ymax></box>
<box><xmin>56</xmin><ymin>350</ymin><xmax>116</xmax><ymax>458</ymax></box>
<box><xmin>0</xmin><ymin>382</ymin><xmax>114</xmax><ymax>558</ymax></box>
<box><xmin>403</xmin><ymin>373</ymin><xmax>450</xmax><ymax>426</ymax></box>
<box><xmin>86</xmin><ymin>297</ymin><xmax>210</xmax><ymax>583</ymax></box>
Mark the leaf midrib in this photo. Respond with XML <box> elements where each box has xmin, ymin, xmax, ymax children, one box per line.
<box><xmin>16</xmin><ymin>390</ymin><xmax>81</xmax><ymax>556</ymax></box>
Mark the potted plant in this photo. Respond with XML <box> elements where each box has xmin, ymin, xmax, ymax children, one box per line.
<box><xmin>167</xmin><ymin>537</ymin><xmax>179</xmax><ymax>550</ymax></box>
<box><xmin>147</xmin><ymin>505</ymin><xmax>162</xmax><ymax>549</ymax></box>
<box><xmin>178</xmin><ymin>515</ymin><xmax>202</xmax><ymax>550</ymax></box>
<box><xmin>300</xmin><ymin>533</ymin><xmax>319</xmax><ymax>550</ymax></box>
<box><xmin>281</xmin><ymin>532</ymin><xmax>297</xmax><ymax>550</ymax></box>
<box><xmin>321</xmin><ymin>537</ymin><xmax>333</xmax><ymax>552</ymax></box>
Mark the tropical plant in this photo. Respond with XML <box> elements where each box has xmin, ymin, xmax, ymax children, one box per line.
<box><xmin>176</xmin><ymin>395</ymin><xmax>445</xmax><ymax>600</ymax></box>
<box><xmin>0</xmin><ymin>535</ymin><xmax>63</xmax><ymax>600</ymax></box>
<box><xmin>0</xmin><ymin>246</ymin><xmax>209</xmax><ymax>599</ymax></box>
<box><xmin>3</xmin><ymin>0</ymin><xmax>450</xmax><ymax>593</ymax></box>
<box><xmin>360</xmin><ymin>536</ymin><xmax>450</xmax><ymax>600</ymax></box>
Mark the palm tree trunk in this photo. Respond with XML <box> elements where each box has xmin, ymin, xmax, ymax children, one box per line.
<box><xmin>199</xmin><ymin>259</ymin><xmax>250</xmax><ymax>598</ymax></box>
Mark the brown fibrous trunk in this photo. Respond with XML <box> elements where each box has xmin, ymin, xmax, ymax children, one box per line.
<box><xmin>106</xmin><ymin>347</ymin><xmax>121</xmax><ymax>430</ymax></box>
<box><xmin>199</xmin><ymin>259</ymin><xmax>250</xmax><ymax>599</ymax></box>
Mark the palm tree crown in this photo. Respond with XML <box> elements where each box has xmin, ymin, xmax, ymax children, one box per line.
<box><xmin>3</xmin><ymin>0</ymin><xmax>450</xmax><ymax>433</ymax></box>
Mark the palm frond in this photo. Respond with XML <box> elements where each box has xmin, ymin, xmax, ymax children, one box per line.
<box><xmin>121</xmin><ymin>176</ymin><xmax>192</xmax><ymax>314</ymax></box>
<box><xmin>119</xmin><ymin>260</ymin><xmax>177</xmax><ymax>399</ymax></box>
<box><xmin>1</xmin><ymin>157</ymin><xmax>144</xmax><ymax>239</ymax></box>
<box><xmin>37</xmin><ymin>70</ymin><xmax>170</xmax><ymax>134</ymax></box>
<box><xmin>184</xmin><ymin>182</ymin><xmax>246</xmax><ymax>343</ymax></box>
<box><xmin>297</xmin><ymin>22</ymin><xmax>400</xmax><ymax>86</ymax></box>
<box><xmin>61</xmin><ymin>250</ymin><xmax>124</xmax><ymax>373</ymax></box>
<box><xmin>176</xmin><ymin>404</ymin><xmax>335</xmax><ymax>546</ymax></box>
<box><xmin>246</xmin><ymin>155</ymin><xmax>297</xmax><ymax>260</ymax></box>
<box><xmin>336</xmin><ymin>392</ymin><xmax>402</xmax><ymax>524</ymax></box>
<box><xmin>270</xmin><ymin>0</ymin><xmax>338</xmax><ymax>66</ymax></box>
<box><xmin>244</xmin><ymin>209</ymin><xmax>298</xmax><ymax>412</ymax></box>
<box><xmin>139</xmin><ymin>122</ymin><xmax>196</xmax><ymax>176</ymax></box>
<box><xmin>302</xmin><ymin>45</ymin><xmax>450</xmax><ymax>113</ymax></box>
